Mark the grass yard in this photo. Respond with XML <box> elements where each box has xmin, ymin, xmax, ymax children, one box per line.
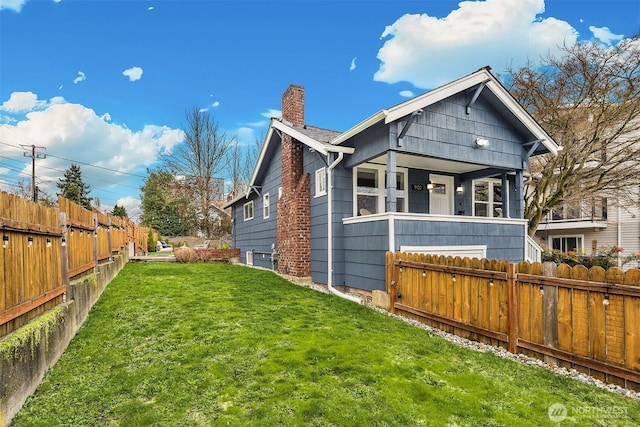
<box><xmin>12</xmin><ymin>263</ymin><xmax>640</xmax><ymax>426</ymax></box>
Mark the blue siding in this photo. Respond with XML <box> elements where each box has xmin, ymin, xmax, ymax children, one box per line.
<box><xmin>396</xmin><ymin>93</ymin><xmax>526</xmax><ymax>169</ymax></box>
<box><xmin>341</xmin><ymin>219</ymin><xmax>389</xmax><ymax>291</ymax></box>
<box><xmin>306</xmin><ymin>150</ymin><xmax>330</xmax><ymax>284</ymax></box>
<box><xmin>232</xmin><ymin>145</ymin><xmax>281</xmax><ymax>269</ymax></box>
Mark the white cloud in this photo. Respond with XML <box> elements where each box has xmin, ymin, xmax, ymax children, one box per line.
<box><xmin>115</xmin><ymin>196</ymin><xmax>142</xmax><ymax>221</ymax></box>
<box><xmin>0</xmin><ymin>0</ymin><xmax>29</xmax><ymax>12</ymax></box>
<box><xmin>589</xmin><ymin>26</ymin><xmax>624</xmax><ymax>45</ymax></box>
<box><xmin>100</xmin><ymin>112</ymin><xmax>112</xmax><ymax>121</ymax></box>
<box><xmin>73</xmin><ymin>71</ymin><xmax>86</xmax><ymax>84</ymax></box>
<box><xmin>350</xmin><ymin>57</ymin><xmax>357</xmax><ymax>71</ymax></box>
<box><xmin>199</xmin><ymin>108</ymin><xmax>208</xmax><ymax>112</ymax></box>
<box><xmin>147</xmin><ymin>6</ymin><xmax>154</xmax><ymax>11</ymax></box>
<box><xmin>375</xmin><ymin>0</ymin><xmax>578</xmax><ymax>88</ymax></box>
<box><xmin>122</xmin><ymin>66</ymin><xmax>143</xmax><ymax>81</ymax></box>
<box><xmin>0</xmin><ymin>91</ymin><xmax>42</xmax><ymax>112</ymax></box>
<box><xmin>399</xmin><ymin>90</ymin><xmax>415</xmax><ymax>98</ymax></box>
<box><xmin>0</xmin><ymin>99</ymin><xmax>183</xmax><ymax>201</ymax></box>
<box><xmin>261</xmin><ymin>108</ymin><xmax>281</xmax><ymax>119</ymax></box>
<box><xmin>212</xmin><ymin>101</ymin><xmax>220</xmax><ymax>108</ymax></box>
<box><xmin>235</xmin><ymin>126</ymin><xmax>257</xmax><ymax>146</ymax></box>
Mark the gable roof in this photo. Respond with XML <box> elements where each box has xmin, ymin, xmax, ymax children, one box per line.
<box><xmin>224</xmin><ymin>67</ymin><xmax>561</xmax><ymax>209</ymax></box>
<box><xmin>330</xmin><ymin>66</ymin><xmax>561</xmax><ymax>156</ymax></box>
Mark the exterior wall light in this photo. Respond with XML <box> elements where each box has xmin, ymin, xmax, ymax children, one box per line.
<box><xmin>475</xmin><ymin>137</ymin><xmax>489</xmax><ymax>147</ymax></box>
<box><xmin>46</xmin><ymin>237</ymin><xmax>52</xmax><ymax>247</ymax></box>
<box><xmin>456</xmin><ymin>185</ymin><xmax>464</xmax><ymax>194</ymax></box>
<box><xmin>28</xmin><ymin>235</ymin><xmax>34</xmax><ymax>247</ymax></box>
<box><xmin>3</xmin><ymin>232</ymin><xmax>8</xmax><ymax>249</ymax></box>
<box><xmin>426</xmin><ymin>181</ymin><xmax>434</xmax><ymax>190</ymax></box>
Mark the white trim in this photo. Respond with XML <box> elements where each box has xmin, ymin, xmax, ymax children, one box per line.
<box><xmin>388</xmin><ymin>214</ymin><xmax>395</xmax><ymax>252</ymax></box>
<box><xmin>262</xmin><ymin>192</ymin><xmax>270</xmax><ymax>219</ymax></box>
<box><xmin>472</xmin><ymin>178</ymin><xmax>503</xmax><ymax>218</ymax></box>
<box><xmin>400</xmin><ymin>245</ymin><xmax>487</xmax><ymax>259</ymax></box>
<box><xmin>353</xmin><ymin>163</ymin><xmax>408</xmax><ymax>216</ymax></box>
<box><xmin>548</xmin><ymin>234</ymin><xmax>585</xmax><ymax>253</ymax></box>
<box><xmin>315</xmin><ymin>167</ymin><xmax>327</xmax><ymax>197</ymax></box>
<box><xmin>246</xmin><ymin>251</ymin><xmax>254</xmax><ymax>266</ymax></box>
<box><xmin>272</xmin><ymin>120</ymin><xmax>355</xmax><ymax>155</ymax></box>
<box><xmin>243</xmin><ymin>200</ymin><xmax>254</xmax><ymax>221</ymax></box>
<box><xmin>329</xmin><ymin>68</ymin><xmax>560</xmax><ymax>155</ymax></box>
<box><xmin>343</xmin><ymin>212</ymin><xmax>528</xmax><ymax>226</ymax></box>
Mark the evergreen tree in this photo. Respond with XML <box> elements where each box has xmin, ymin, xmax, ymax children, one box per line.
<box><xmin>111</xmin><ymin>204</ymin><xmax>128</xmax><ymax>218</ymax></box>
<box><xmin>140</xmin><ymin>170</ymin><xmax>192</xmax><ymax>236</ymax></box>
<box><xmin>57</xmin><ymin>163</ymin><xmax>92</xmax><ymax>210</ymax></box>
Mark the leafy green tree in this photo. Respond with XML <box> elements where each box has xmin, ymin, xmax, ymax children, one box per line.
<box><xmin>147</xmin><ymin>227</ymin><xmax>156</xmax><ymax>252</ymax></box>
<box><xmin>56</xmin><ymin>163</ymin><xmax>92</xmax><ymax>210</ymax></box>
<box><xmin>111</xmin><ymin>204</ymin><xmax>128</xmax><ymax>218</ymax></box>
<box><xmin>140</xmin><ymin>170</ymin><xmax>192</xmax><ymax>236</ymax></box>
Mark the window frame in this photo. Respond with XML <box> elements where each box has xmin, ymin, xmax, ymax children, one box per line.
<box><xmin>472</xmin><ymin>178</ymin><xmax>503</xmax><ymax>218</ymax></box>
<box><xmin>353</xmin><ymin>163</ymin><xmax>408</xmax><ymax>215</ymax></box>
<box><xmin>243</xmin><ymin>200</ymin><xmax>254</xmax><ymax>221</ymax></box>
<box><xmin>263</xmin><ymin>193</ymin><xmax>270</xmax><ymax>219</ymax></box>
<box><xmin>550</xmin><ymin>234</ymin><xmax>584</xmax><ymax>254</ymax></box>
<box><xmin>315</xmin><ymin>167</ymin><xmax>327</xmax><ymax>197</ymax></box>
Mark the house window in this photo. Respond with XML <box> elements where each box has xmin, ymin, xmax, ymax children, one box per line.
<box><xmin>551</xmin><ymin>235</ymin><xmax>583</xmax><ymax>253</ymax></box>
<box><xmin>356</xmin><ymin>167</ymin><xmax>379</xmax><ymax>215</ymax></box>
<box><xmin>473</xmin><ymin>179</ymin><xmax>503</xmax><ymax>217</ymax></box>
<box><xmin>246</xmin><ymin>251</ymin><xmax>254</xmax><ymax>266</ymax></box>
<box><xmin>243</xmin><ymin>200</ymin><xmax>254</xmax><ymax>221</ymax></box>
<box><xmin>354</xmin><ymin>164</ymin><xmax>408</xmax><ymax>215</ymax></box>
<box><xmin>263</xmin><ymin>193</ymin><xmax>270</xmax><ymax>219</ymax></box>
<box><xmin>315</xmin><ymin>168</ymin><xmax>327</xmax><ymax>197</ymax></box>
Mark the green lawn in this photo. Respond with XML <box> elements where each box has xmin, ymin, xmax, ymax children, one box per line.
<box><xmin>12</xmin><ymin>263</ymin><xmax>640</xmax><ymax>426</ymax></box>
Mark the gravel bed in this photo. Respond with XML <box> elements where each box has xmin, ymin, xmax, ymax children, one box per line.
<box><xmin>287</xmin><ymin>277</ymin><xmax>640</xmax><ymax>402</ymax></box>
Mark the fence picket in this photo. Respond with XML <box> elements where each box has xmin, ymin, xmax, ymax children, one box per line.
<box><xmin>387</xmin><ymin>251</ymin><xmax>640</xmax><ymax>390</ymax></box>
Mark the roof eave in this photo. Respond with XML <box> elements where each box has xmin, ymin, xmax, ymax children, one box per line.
<box><xmin>329</xmin><ymin>110</ymin><xmax>387</xmax><ymax>146</ymax></box>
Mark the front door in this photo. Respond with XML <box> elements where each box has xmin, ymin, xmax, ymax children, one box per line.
<box><xmin>429</xmin><ymin>174</ymin><xmax>454</xmax><ymax>215</ymax></box>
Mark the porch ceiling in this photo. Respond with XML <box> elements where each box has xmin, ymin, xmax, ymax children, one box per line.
<box><xmin>371</xmin><ymin>153</ymin><xmax>487</xmax><ymax>174</ymax></box>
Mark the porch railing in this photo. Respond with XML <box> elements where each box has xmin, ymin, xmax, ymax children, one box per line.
<box><xmin>526</xmin><ymin>235</ymin><xmax>542</xmax><ymax>263</ymax></box>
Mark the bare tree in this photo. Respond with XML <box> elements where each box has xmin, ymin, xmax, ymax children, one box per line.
<box><xmin>506</xmin><ymin>36</ymin><xmax>640</xmax><ymax>235</ymax></box>
<box><xmin>162</xmin><ymin>107</ymin><xmax>233</xmax><ymax>238</ymax></box>
<box><xmin>228</xmin><ymin>137</ymin><xmax>261</xmax><ymax>199</ymax></box>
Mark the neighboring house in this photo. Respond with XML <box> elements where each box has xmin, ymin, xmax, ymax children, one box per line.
<box><xmin>534</xmin><ymin>188</ymin><xmax>640</xmax><ymax>269</ymax></box>
<box><xmin>224</xmin><ymin>67</ymin><xmax>561</xmax><ymax>292</ymax></box>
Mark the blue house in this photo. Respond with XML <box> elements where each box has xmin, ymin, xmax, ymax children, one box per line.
<box><xmin>224</xmin><ymin>67</ymin><xmax>560</xmax><ymax>295</ymax></box>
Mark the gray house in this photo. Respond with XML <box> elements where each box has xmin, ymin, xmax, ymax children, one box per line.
<box><xmin>224</xmin><ymin>67</ymin><xmax>560</xmax><ymax>294</ymax></box>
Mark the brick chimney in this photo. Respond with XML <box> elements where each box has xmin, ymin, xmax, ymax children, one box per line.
<box><xmin>277</xmin><ymin>85</ymin><xmax>311</xmax><ymax>278</ymax></box>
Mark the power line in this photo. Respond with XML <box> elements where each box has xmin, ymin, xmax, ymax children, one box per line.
<box><xmin>0</xmin><ymin>140</ymin><xmax>148</xmax><ymax>179</ymax></box>
<box><xmin>20</xmin><ymin>144</ymin><xmax>46</xmax><ymax>202</ymax></box>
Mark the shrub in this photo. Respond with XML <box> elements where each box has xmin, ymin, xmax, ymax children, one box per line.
<box><xmin>542</xmin><ymin>245</ymin><xmax>623</xmax><ymax>269</ymax></box>
<box><xmin>175</xmin><ymin>247</ymin><xmax>197</xmax><ymax>263</ymax></box>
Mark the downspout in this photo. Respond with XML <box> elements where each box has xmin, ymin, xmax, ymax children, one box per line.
<box><xmin>327</xmin><ymin>151</ymin><xmax>362</xmax><ymax>304</ymax></box>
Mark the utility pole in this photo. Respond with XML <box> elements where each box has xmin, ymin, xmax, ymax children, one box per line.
<box><xmin>21</xmin><ymin>144</ymin><xmax>46</xmax><ymax>202</ymax></box>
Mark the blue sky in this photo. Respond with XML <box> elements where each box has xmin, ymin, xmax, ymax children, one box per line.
<box><xmin>0</xmin><ymin>0</ymin><xmax>638</xmax><ymax>219</ymax></box>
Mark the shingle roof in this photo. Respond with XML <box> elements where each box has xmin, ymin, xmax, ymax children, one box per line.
<box><xmin>289</xmin><ymin>123</ymin><xmax>341</xmax><ymax>143</ymax></box>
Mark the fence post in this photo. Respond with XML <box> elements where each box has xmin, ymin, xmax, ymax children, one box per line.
<box><xmin>58</xmin><ymin>212</ymin><xmax>70</xmax><ymax>299</ymax></box>
<box><xmin>507</xmin><ymin>262</ymin><xmax>519</xmax><ymax>354</ymax></box>
<box><xmin>92</xmin><ymin>213</ymin><xmax>98</xmax><ymax>267</ymax></box>
<box><xmin>542</xmin><ymin>261</ymin><xmax>559</xmax><ymax>366</ymax></box>
<box><xmin>388</xmin><ymin>252</ymin><xmax>398</xmax><ymax>314</ymax></box>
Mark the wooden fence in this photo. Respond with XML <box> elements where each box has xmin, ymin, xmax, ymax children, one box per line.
<box><xmin>1</xmin><ymin>192</ymin><xmax>151</xmax><ymax>337</ymax></box>
<box><xmin>386</xmin><ymin>251</ymin><xmax>640</xmax><ymax>390</ymax></box>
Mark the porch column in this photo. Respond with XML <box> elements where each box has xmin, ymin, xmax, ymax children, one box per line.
<box><xmin>386</xmin><ymin>150</ymin><xmax>397</xmax><ymax>213</ymax></box>
<box><xmin>501</xmin><ymin>173</ymin><xmax>509</xmax><ymax>218</ymax></box>
<box><xmin>515</xmin><ymin>170</ymin><xmax>524</xmax><ymax>218</ymax></box>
